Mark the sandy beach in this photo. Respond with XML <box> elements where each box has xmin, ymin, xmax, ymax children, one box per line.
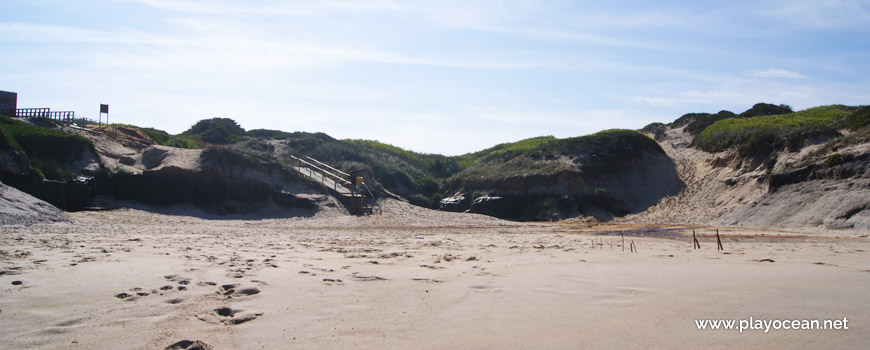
<box><xmin>2</xmin><ymin>199</ymin><xmax>868</xmax><ymax>349</ymax></box>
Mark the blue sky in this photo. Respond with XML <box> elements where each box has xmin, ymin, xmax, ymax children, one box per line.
<box><xmin>2</xmin><ymin>0</ymin><xmax>869</xmax><ymax>155</ymax></box>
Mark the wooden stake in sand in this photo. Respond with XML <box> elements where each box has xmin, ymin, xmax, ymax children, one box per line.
<box><xmin>693</xmin><ymin>230</ymin><xmax>701</xmax><ymax>250</ymax></box>
<box><xmin>716</xmin><ymin>229</ymin><xmax>724</xmax><ymax>251</ymax></box>
<box><xmin>630</xmin><ymin>240</ymin><xmax>637</xmax><ymax>253</ymax></box>
<box><xmin>622</xmin><ymin>232</ymin><xmax>625</xmax><ymax>252</ymax></box>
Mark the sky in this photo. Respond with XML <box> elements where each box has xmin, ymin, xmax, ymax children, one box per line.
<box><xmin>2</xmin><ymin>0</ymin><xmax>869</xmax><ymax>155</ymax></box>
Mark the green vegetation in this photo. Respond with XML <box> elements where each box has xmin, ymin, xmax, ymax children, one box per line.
<box><xmin>181</xmin><ymin>118</ymin><xmax>248</xmax><ymax>145</ymax></box>
<box><xmin>140</xmin><ymin>127</ymin><xmax>203</xmax><ymax>149</ymax></box>
<box><xmin>247</xmin><ymin>129</ymin><xmax>294</xmax><ymax>140</ymax></box>
<box><xmin>825</xmin><ymin>153</ymin><xmax>854</xmax><ymax>167</ymax></box>
<box><xmin>693</xmin><ymin>105</ymin><xmax>856</xmax><ymax>155</ymax></box>
<box><xmin>641</xmin><ymin>122</ymin><xmax>667</xmax><ymax>140</ymax></box>
<box><xmin>842</xmin><ymin>106</ymin><xmax>870</xmax><ymax>131</ymax></box>
<box><xmin>134</xmin><ymin>118</ymin><xmax>253</xmax><ymax>149</ymax></box>
<box><xmin>738</xmin><ymin>103</ymin><xmax>793</xmax><ymax>118</ymax></box>
<box><xmin>276</xmin><ymin>134</ymin><xmax>457</xmax><ymax>209</ymax></box>
<box><xmin>91</xmin><ymin>118</ymin><xmax>664</xmax><ymax>210</ymax></box>
<box><xmin>453</xmin><ymin>129</ymin><xmax>662</xmax><ymax>180</ymax></box>
<box><xmin>672</xmin><ymin>110</ymin><xmax>738</xmax><ymax>135</ymax></box>
<box><xmin>345</xmin><ymin>139</ymin><xmax>460</xmax><ymax>178</ymax></box>
<box><xmin>454</xmin><ymin>136</ymin><xmax>558</xmax><ymax>169</ymax></box>
<box><xmin>669</xmin><ymin>103</ymin><xmax>794</xmax><ymax>136</ymax></box>
<box><xmin>0</xmin><ymin>115</ymin><xmax>97</xmax><ymax>180</ymax></box>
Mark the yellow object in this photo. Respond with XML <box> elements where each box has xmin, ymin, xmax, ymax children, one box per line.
<box><xmin>355</xmin><ymin>176</ymin><xmax>365</xmax><ymax>185</ymax></box>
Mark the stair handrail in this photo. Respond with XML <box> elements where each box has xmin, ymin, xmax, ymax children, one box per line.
<box><xmin>289</xmin><ymin>155</ymin><xmax>350</xmax><ymax>189</ymax></box>
<box><xmin>306</xmin><ymin>156</ymin><xmax>350</xmax><ymax>177</ymax></box>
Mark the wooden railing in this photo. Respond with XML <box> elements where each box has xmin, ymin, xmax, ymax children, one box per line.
<box><xmin>16</xmin><ymin>108</ymin><xmax>50</xmax><ymax>118</ymax></box>
<box><xmin>14</xmin><ymin>108</ymin><xmax>76</xmax><ymax>122</ymax></box>
<box><xmin>289</xmin><ymin>155</ymin><xmax>351</xmax><ymax>194</ymax></box>
<box><xmin>289</xmin><ymin>155</ymin><xmax>381</xmax><ymax>215</ymax></box>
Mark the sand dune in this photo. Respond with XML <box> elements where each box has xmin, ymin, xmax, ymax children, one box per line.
<box><xmin>1</xmin><ymin>199</ymin><xmax>868</xmax><ymax>349</ymax></box>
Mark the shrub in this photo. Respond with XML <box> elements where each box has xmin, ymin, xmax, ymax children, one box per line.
<box><xmin>738</xmin><ymin>103</ymin><xmax>793</xmax><ymax>118</ymax></box>
<box><xmin>520</xmin><ymin>199</ymin><xmax>551</xmax><ymax>221</ymax></box>
<box><xmin>842</xmin><ymin>106</ymin><xmax>870</xmax><ymax>131</ymax></box>
<box><xmin>429</xmin><ymin>193</ymin><xmax>443</xmax><ymax>209</ymax></box>
<box><xmin>738</xmin><ymin>130</ymin><xmax>778</xmax><ymax>158</ymax></box>
<box><xmin>694</xmin><ymin>105</ymin><xmax>853</xmax><ymax>153</ymax></box>
<box><xmin>407</xmin><ymin>193</ymin><xmax>431</xmax><ymax>208</ymax></box>
<box><xmin>139</xmin><ymin>127</ymin><xmax>202</xmax><ymax>149</ymax></box>
<box><xmin>451</xmin><ymin>130</ymin><xmax>663</xmax><ymax>181</ymax></box>
<box><xmin>641</xmin><ymin>122</ymin><xmax>667</xmax><ymax>140</ymax></box>
<box><xmin>247</xmin><ymin>129</ymin><xmax>293</xmax><ymax>140</ymax></box>
<box><xmin>684</xmin><ymin>111</ymin><xmax>737</xmax><ymax>135</ymax></box>
<box><xmin>182</xmin><ymin>118</ymin><xmax>247</xmax><ymax>144</ymax></box>
<box><xmin>825</xmin><ymin>153</ymin><xmax>855</xmax><ymax>167</ymax></box>
<box><xmin>0</xmin><ymin>115</ymin><xmax>97</xmax><ymax>180</ymax></box>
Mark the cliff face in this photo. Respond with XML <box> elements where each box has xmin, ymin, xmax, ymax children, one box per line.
<box><xmin>7</xmin><ymin>107</ymin><xmax>867</xmax><ymax>228</ymax></box>
<box><xmin>715</xmin><ymin>147</ymin><xmax>870</xmax><ymax>230</ymax></box>
<box><xmin>624</xmin><ymin>107</ymin><xmax>870</xmax><ymax>231</ymax></box>
<box><xmin>102</xmin><ymin>147</ymin><xmax>318</xmax><ymax>214</ymax></box>
<box><xmin>444</xmin><ymin>130</ymin><xmax>684</xmax><ymax>220</ymax></box>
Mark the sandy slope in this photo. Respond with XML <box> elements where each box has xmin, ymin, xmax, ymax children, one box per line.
<box><xmin>620</xmin><ymin>126</ymin><xmax>768</xmax><ymax>225</ymax></box>
<box><xmin>623</xmin><ymin>126</ymin><xmax>870</xmax><ymax>230</ymax></box>
<box><xmin>2</xmin><ymin>200</ymin><xmax>868</xmax><ymax>349</ymax></box>
<box><xmin>0</xmin><ymin>182</ymin><xmax>69</xmax><ymax>226</ymax></box>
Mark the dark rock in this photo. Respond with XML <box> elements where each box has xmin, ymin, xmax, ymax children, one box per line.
<box><xmin>439</xmin><ymin>194</ymin><xmax>470</xmax><ymax>212</ymax></box>
<box><xmin>2</xmin><ymin>176</ymin><xmax>95</xmax><ymax>211</ymax></box>
<box><xmin>469</xmin><ymin>196</ymin><xmax>524</xmax><ymax>219</ymax></box>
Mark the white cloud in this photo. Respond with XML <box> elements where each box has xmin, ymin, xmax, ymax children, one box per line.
<box><xmin>748</xmin><ymin>68</ymin><xmax>807</xmax><ymax>79</ymax></box>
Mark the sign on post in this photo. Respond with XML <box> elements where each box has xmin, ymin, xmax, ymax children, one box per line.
<box><xmin>99</xmin><ymin>104</ymin><xmax>109</xmax><ymax>127</ymax></box>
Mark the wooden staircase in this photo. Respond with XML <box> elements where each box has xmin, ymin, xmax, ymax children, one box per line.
<box><xmin>289</xmin><ymin>155</ymin><xmax>380</xmax><ymax>215</ymax></box>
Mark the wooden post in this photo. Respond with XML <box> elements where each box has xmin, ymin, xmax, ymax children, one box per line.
<box><xmin>693</xmin><ymin>230</ymin><xmax>700</xmax><ymax>249</ymax></box>
<box><xmin>622</xmin><ymin>232</ymin><xmax>625</xmax><ymax>252</ymax></box>
<box><xmin>716</xmin><ymin>229</ymin><xmax>724</xmax><ymax>251</ymax></box>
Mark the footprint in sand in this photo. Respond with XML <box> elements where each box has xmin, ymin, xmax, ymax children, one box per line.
<box><xmin>114</xmin><ymin>292</ymin><xmax>137</xmax><ymax>301</ymax></box>
<box><xmin>199</xmin><ymin>307</ymin><xmax>264</xmax><ymax>325</ymax></box>
<box><xmin>218</xmin><ymin>284</ymin><xmax>260</xmax><ymax>298</ymax></box>
<box><xmin>165</xmin><ymin>340</ymin><xmax>213</xmax><ymax>350</ymax></box>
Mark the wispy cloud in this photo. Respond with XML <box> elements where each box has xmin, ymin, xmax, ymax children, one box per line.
<box><xmin>1</xmin><ymin>20</ymin><xmax>543</xmax><ymax>72</ymax></box>
<box><xmin>758</xmin><ymin>0</ymin><xmax>870</xmax><ymax>29</ymax></box>
<box><xmin>126</xmin><ymin>0</ymin><xmax>314</xmax><ymax>16</ymax></box>
<box><xmin>4</xmin><ymin>0</ymin><xmax>869</xmax><ymax>154</ymax></box>
<box><xmin>126</xmin><ymin>0</ymin><xmax>412</xmax><ymax>17</ymax></box>
<box><xmin>748</xmin><ymin>68</ymin><xmax>807</xmax><ymax>79</ymax></box>
<box><xmin>0</xmin><ymin>23</ymin><xmax>176</xmax><ymax>44</ymax></box>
